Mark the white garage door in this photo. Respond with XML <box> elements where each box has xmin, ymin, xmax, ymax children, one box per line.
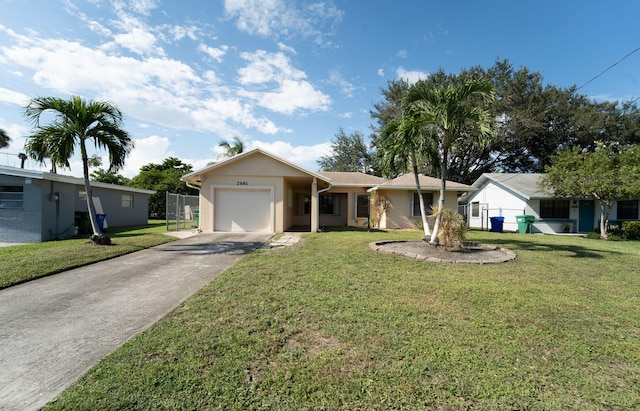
<box><xmin>214</xmin><ymin>188</ymin><xmax>273</xmax><ymax>232</ymax></box>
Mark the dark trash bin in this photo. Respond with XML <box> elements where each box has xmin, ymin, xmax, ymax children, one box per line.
<box><xmin>74</xmin><ymin>212</ymin><xmax>91</xmax><ymax>235</ymax></box>
<box><xmin>516</xmin><ymin>215</ymin><xmax>535</xmax><ymax>233</ymax></box>
<box><xmin>96</xmin><ymin>214</ymin><xmax>107</xmax><ymax>232</ymax></box>
<box><xmin>489</xmin><ymin>216</ymin><xmax>505</xmax><ymax>233</ymax></box>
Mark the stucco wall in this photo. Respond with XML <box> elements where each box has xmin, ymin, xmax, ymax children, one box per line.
<box><xmin>378</xmin><ymin>190</ymin><xmax>460</xmax><ymax>230</ymax></box>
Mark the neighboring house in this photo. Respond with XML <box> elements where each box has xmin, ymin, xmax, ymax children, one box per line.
<box><xmin>464</xmin><ymin>173</ymin><xmax>640</xmax><ymax>234</ymax></box>
<box><xmin>368</xmin><ymin>174</ymin><xmax>475</xmax><ymax>230</ymax></box>
<box><xmin>181</xmin><ymin>148</ymin><xmax>475</xmax><ymax>233</ymax></box>
<box><xmin>0</xmin><ymin>165</ymin><xmax>155</xmax><ymax>243</ymax></box>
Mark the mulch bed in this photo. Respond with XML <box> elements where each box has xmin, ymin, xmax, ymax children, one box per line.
<box><xmin>370</xmin><ymin>240</ymin><xmax>516</xmax><ymax>264</ymax></box>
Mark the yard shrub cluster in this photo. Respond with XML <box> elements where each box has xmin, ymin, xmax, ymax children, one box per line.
<box><xmin>621</xmin><ymin>220</ymin><xmax>640</xmax><ymax>240</ymax></box>
<box><xmin>599</xmin><ymin>220</ymin><xmax>640</xmax><ymax>240</ymax></box>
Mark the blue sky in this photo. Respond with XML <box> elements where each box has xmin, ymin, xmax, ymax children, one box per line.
<box><xmin>1</xmin><ymin>0</ymin><xmax>639</xmax><ymax>177</ymax></box>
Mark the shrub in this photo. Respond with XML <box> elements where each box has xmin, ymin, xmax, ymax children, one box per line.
<box><xmin>430</xmin><ymin>206</ymin><xmax>467</xmax><ymax>249</ymax></box>
<box><xmin>622</xmin><ymin>221</ymin><xmax>640</xmax><ymax>240</ymax></box>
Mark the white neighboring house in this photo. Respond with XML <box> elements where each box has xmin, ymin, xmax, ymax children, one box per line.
<box><xmin>464</xmin><ymin>173</ymin><xmax>604</xmax><ymax>234</ymax></box>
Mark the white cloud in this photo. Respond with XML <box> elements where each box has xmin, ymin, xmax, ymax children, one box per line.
<box><xmin>120</xmin><ymin>135</ymin><xmax>172</xmax><ymax>178</ymax></box>
<box><xmin>223</xmin><ymin>0</ymin><xmax>343</xmax><ymax>45</ymax></box>
<box><xmin>248</xmin><ymin>139</ymin><xmax>332</xmax><ymax>171</ymax></box>
<box><xmin>199</xmin><ymin>43</ymin><xmax>228</xmax><ymax>62</ymax></box>
<box><xmin>238</xmin><ymin>50</ymin><xmax>306</xmax><ymax>84</ymax></box>
<box><xmin>129</xmin><ymin>0</ymin><xmax>160</xmax><ymax>16</ymax></box>
<box><xmin>377</xmin><ymin>68</ymin><xmax>384</xmax><ymax>77</ymax></box>
<box><xmin>166</xmin><ymin>25</ymin><xmax>199</xmax><ymax>41</ymax></box>
<box><xmin>0</xmin><ymin>87</ymin><xmax>30</xmax><ymax>106</ymax></box>
<box><xmin>248</xmin><ymin>79</ymin><xmax>331</xmax><ymax>115</ymax></box>
<box><xmin>396</xmin><ymin>67</ymin><xmax>429</xmax><ymax>84</ymax></box>
<box><xmin>277</xmin><ymin>42</ymin><xmax>297</xmax><ymax>55</ymax></box>
<box><xmin>0</xmin><ymin>27</ymin><xmax>295</xmax><ymax>135</ymax></box>
<box><xmin>328</xmin><ymin>69</ymin><xmax>354</xmax><ymax>97</ymax></box>
<box><xmin>396</xmin><ymin>49</ymin><xmax>408</xmax><ymax>58</ymax></box>
<box><xmin>236</xmin><ymin>50</ymin><xmax>330</xmax><ymax>114</ymax></box>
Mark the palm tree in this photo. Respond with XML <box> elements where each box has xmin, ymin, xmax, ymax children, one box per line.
<box><xmin>378</xmin><ymin>116</ymin><xmax>435</xmax><ymax>239</ymax></box>
<box><xmin>218</xmin><ymin>136</ymin><xmax>244</xmax><ymax>159</ymax></box>
<box><xmin>24</xmin><ymin>96</ymin><xmax>134</xmax><ymax>245</ymax></box>
<box><xmin>404</xmin><ymin>78</ymin><xmax>496</xmax><ymax>245</ymax></box>
<box><xmin>0</xmin><ymin>128</ymin><xmax>11</xmax><ymax>149</ymax></box>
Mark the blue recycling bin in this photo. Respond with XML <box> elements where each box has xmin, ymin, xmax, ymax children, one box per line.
<box><xmin>96</xmin><ymin>214</ymin><xmax>107</xmax><ymax>232</ymax></box>
<box><xmin>489</xmin><ymin>216</ymin><xmax>505</xmax><ymax>233</ymax></box>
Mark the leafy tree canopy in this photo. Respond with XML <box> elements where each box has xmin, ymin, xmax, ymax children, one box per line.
<box><xmin>129</xmin><ymin>157</ymin><xmax>198</xmax><ymax>217</ymax></box>
<box><xmin>90</xmin><ymin>168</ymin><xmax>130</xmax><ymax>185</ymax></box>
<box><xmin>369</xmin><ymin>59</ymin><xmax>640</xmax><ymax>184</ymax></box>
<box><xmin>317</xmin><ymin>128</ymin><xmax>374</xmax><ymax>173</ymax></box>
<box><xmin>540</xmin><ymin>143</ymin><xmax>640</xmax><ymax>239</ymax></box>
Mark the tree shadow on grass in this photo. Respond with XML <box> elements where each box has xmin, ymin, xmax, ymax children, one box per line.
<box><xmin>481</xmin><ymin>236</ymin><xmax>621</xmax><ymax>259</ymax></box>
<box><xmin>320</xmin><ymin>226</ymin><xmax>387</xmax><ymax>233</ymax></box>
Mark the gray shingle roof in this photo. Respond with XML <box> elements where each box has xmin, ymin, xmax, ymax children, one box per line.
<box><xmin>473</xmin><ymin>173</ymin><xmax>550</xmax><ymax>199</ymax></box>
<box><xmin>371</xmin><ymin>173</ymin><xmax>474</xmax><ymax>191</ymax></box>
<box><xmin>317</xmin><ymin>171</ymin><xmax>385</xmax><ymax>186</ymax></box>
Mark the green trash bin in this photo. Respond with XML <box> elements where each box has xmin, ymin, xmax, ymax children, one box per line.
<box><xmin>194</xmin><ymin>209</ymin><xmax>199</xmax><ymax>228</ymax></box>
<box><xmin>516</xmin><ymin>215</ymin><xmax>535</xmax><ymax>234</ymax></box>
<box><xmin>74</xmin><ymin>211</ymin><xmax>91</xmax><ymax>235</ymax></box>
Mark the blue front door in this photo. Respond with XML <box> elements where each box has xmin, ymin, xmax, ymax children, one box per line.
<box><xmin>579</xmin><ymin>200</ymin><xmax>595</xmax><ymax>232</ymax></box>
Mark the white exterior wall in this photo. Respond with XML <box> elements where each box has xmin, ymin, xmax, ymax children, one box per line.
<box><xmin>466</xmin><ymin>181</ymin><xmax>527</xmax><ymax>232</ymax></box>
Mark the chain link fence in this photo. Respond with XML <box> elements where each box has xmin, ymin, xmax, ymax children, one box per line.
<box><xmin>166</xmin><ymin>192</ymin><xmax>199</xmax><ymax>231</ymax></box>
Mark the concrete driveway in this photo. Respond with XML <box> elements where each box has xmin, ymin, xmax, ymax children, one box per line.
<box><xmin>0</xmin><ymin>232</ymin><xmax>271</xmax><ymax>411</ymax></box>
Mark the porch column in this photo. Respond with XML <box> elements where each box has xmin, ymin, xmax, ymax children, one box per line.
<box><xmin>311</xmin><ymin>177</ymin><xmax>319</xmax><ymax>232</ymax></box>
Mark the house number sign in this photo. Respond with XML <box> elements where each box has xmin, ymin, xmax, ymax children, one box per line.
<box><xmin>236</xmin><ymin>181</ymin><xmax>249</xmax><ymax>186</ymax></box>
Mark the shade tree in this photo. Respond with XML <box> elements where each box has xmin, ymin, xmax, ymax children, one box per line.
<box><xmin>540</xmin><ymin>143</ymin><xmax>640</xmax><ymax>239</ymax></box>
<box><xmin>317</xmin><ymin>128</ymin><xmax>374</xmax><ymax>173</ymax></box>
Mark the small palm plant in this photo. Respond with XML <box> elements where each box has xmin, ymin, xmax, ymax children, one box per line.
<box><xmin>430</xmin><ymin>206</ymin><xmax>467</xmax><ymax>250</ymax></box>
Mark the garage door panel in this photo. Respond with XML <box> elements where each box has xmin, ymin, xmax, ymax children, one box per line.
<box><xmin>214</xmin><ymin>188</ymin><xmax>272</xmax><ymax>232</ymax></box>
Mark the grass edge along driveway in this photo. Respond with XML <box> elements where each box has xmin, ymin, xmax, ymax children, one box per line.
<box><xmin>44</xmin><ymin>230</ymin><xmax>640</xmax><ymax>410</ymax></box>
<box><xmin>0</xmin><ymin>221</ymin><xmax>178</xmax><ymax>289</ymax></box>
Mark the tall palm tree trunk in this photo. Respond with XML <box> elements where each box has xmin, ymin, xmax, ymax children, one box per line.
<box><xmin>412</xmin><ymin>161</ymin><xmax>432</xmax><ymax>239</ymax></box>
<box><xmin>80</xmin><ymin>141</ymin><xmax>108</xmax><ymax>243</ymax></box>
<box><xmin>430</xmin><ymin>139</ymin><xmax>449</xmax><ymax>245</ymax></box>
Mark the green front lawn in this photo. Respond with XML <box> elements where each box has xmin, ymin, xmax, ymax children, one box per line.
<box><xmin>0</xmin><ymin>221</ymin><xmax>176</xmax><ymax>289</ymax></box>
<box><xmin>45</xmin><ymin>230</ymin><xmax>640</xmax><ymax>410</ymax></box>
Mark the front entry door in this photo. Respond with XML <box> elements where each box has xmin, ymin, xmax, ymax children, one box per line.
<box><xmin>579</xmin><ymin>200</ymin><xmax>595</xmax><ymax>233</ymax></box>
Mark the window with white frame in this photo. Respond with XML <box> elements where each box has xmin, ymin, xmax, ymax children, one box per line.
<box><xmin>411</xmin><ymin>192</ymin><xmax>433</xmax><ymax>217</ymax></box>
<box><xmin>0</xmin><ymin>185</ymin><xmax>23</xmax><ymax>208</ymax></box>
<box><xmin>121</xmin><ymin>193</ymin><xmax>134</xmax><ymax>208</ymax></box>
<box><xmin>471</xmin><ymin>202</ymin><xmax>480</xmax><ymax>217</ymax></box>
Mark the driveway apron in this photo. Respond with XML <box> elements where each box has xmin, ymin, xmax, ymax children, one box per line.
<box><xmin>0</xmin><ymin>232</ymin><xmax>271</xmax><ymax>411</ymax></box>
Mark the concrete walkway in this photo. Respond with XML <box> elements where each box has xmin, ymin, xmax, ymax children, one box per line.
<box><xmin>0</xmin><ymin>232</ymin><xmax>271</xmax><ymax>411</ymax></box>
